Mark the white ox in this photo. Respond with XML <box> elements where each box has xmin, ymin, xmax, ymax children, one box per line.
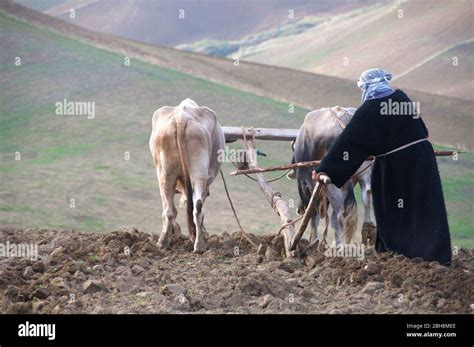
<box><xmin>149</xmin><ymin>99</ymin><xmax>225</xmax><ymax>253</ymax></box>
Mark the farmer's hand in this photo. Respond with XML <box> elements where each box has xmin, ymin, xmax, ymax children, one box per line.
<box><xmin>311</xmin><ymin>170</ymin><xmax>331</xmax><ymax>184</ymax></box>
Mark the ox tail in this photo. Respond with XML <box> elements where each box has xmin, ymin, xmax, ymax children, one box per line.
<box><xmin>343</xmin><ymin>182</ymin><xmax>358</xmax><ymax>244</ymax></box>
<box><xmin>176</xmin><ymin>113</ymin><xmax>196</xmax><ymax>240</ymax></box>
<box><xmin>287</xmin><ymin>154</ymin><xmax>297</xmax><ymax>180</ymax></box>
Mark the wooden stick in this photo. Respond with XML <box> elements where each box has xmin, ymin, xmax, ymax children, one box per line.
<box><xmin>243</xmin><ymin>138</ymin><xmax>296</xmax><ymax>258</ymax></box>
<box><xmin>230</xmin><ymin>150</ymin><xmax>460</xmax><ymax>176</ymax></box>
<box><xmin>290</xmin><ymin>181</ymin><xmax>323</xmax><ymax>251</ymax></box>
<box><xmin>433</xmin><ymin>150</ymin><xmax>464</xmax><ymax>156</ymax></box>
<box><xmin>231</xmin><ymin>160</ymin><xmax>321</xmax><ymax>176</ymax></box>
<box><xmin>223</xmin><ymin>126</ymin><xmax>298</xmax><ymax>142</ymax></box>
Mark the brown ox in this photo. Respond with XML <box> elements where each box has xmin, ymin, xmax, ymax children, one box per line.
<box><xmin>149</xmin><ymin>99</ymin><xmax>225</xmax><ymax>253</ymax></box>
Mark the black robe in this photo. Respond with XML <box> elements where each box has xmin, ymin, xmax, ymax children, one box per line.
<box><xmin>316</xmin><ymin>90</ymin><xmax>452</xmax><ymax>265</ymax></box>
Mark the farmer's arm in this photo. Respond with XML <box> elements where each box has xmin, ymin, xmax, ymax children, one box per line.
<box><xmin>316</xmin><ymin>103</ymin><xmax>382</xmax><ymax>188</ymax></box>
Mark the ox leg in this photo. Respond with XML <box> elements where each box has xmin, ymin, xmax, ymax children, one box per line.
<box><xmin>330</xmin><ymin>211</ymin><xmax>344</xmax><ymax>246</ymax></box>
<box><xmin>157</xmin><ymin>174</ymin><xmax>178</xmax><ymax>249</ymax></box>
<box><xmin>360</xmin><ymin>180</ymin><xmax>374</xmax><ymax>225</ymax></box>
<box><xmin>309</xmin><ymin>213</ymin><xmax>320</xmax><ymax>243</ymax></box>
<box><xmin>192</xmin><ymin>178</ymin><xmax>207</xmax><ymax>254</ymax></box>
<box><xmin>360</xmin><ymin>180</ymin><xmax>376</xmax><ymax>245</ymax></box>
<box><xmin>326</xmin><ymin>185</ymin><xmax>345</xmax><ymax>246</ymax></box>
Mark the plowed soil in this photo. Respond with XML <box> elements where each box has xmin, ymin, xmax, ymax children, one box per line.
<box><xmin>1</xmin><ymin>227</ymin><xmax>472</xmax><ymax>314</ymax></box>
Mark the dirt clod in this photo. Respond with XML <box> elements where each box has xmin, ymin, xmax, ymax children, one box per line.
<box><xmin>0</xmin><ymin>227</ymin><xmax>472</xmax><ymax>313</ymax></box>
<box><xmin>82</xmin><ymin>280</ymin><xmax>108</xmax><ymax>294</ymax></box>
<box><xmin>361</xmin><ymin>281</ymin><xmax>384</xmax><ymax>295</ymax></box>
<box><xmin>23</xmin><ymin>266</ymin><xmax>34</xmax><ymax>278</ymax></box>
<box><xmin>160</xmin><ymin>284</ymin><xmax>186</xmax><ymax>297</ymax></box>
<box><xmin>32</xmin><ymin>287</ymin><xmax>50</xmax><ymax>299</ymax></box>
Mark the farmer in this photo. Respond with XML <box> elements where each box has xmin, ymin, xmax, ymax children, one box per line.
<box><xmin>314</xmin><ymin>68</ymin><xmax>452</xmax><ymax>265</ymax></box>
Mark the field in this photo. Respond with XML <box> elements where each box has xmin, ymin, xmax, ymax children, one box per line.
<box><xmin>0</xmin><ymin>9</ymin><xmax>473</xmax><ymax>250</ymax></box>
<box><xmin>1</xmin><ymin>227</ymin><xmax>472</xmax><ymax>314</ymax></box>
<box><xmin>0</xmin><ymin>1</ymin><xmax>473</xmax><ymax>316</ymax></box>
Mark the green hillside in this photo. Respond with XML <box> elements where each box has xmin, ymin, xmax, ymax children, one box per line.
<box><xmin>183</xmin><ymin>0</ymin><xmax>474</xmax><ymax>101</ymax></box>
<box><xmin>394</xmin><ymin>40</ymin><xmax>474</xmax><ymax>101</ymax></box>
<box><xmin>0</xmin><ymin>12</ymin><xmax>472</xmax><ymax>248</ymax></box>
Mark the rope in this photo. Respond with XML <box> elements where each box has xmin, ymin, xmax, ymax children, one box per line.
<box><xmin>231</xmin><ymin>159</ymin><xmax>291</xmax><ymax>182</ymax></box>
<box><xmin>219</xmin><ymin>169</ymin><xmax>259</xmax><ymax>249</ymax></box>
<box><xmin>242</xmin><ymin>125</ymin><xmax>248</xmax><ymax>144</ymax></box>
<box><xmin>231</xmin><ymin>160</ymin><xmax>259</xmax><ymax>181</ymax></box>
<box><xmin>350</xmin><ymin>159</ymin><xmax>374</xmax><ymax>180</ymax></box>
<box><xmin>277</xmin><ymin>215</ymin><xmax>303</xmax><ymax>236</ymax></box>
<box><xmin>250</xmin><ymin>127</ymin><xmax>256</xmax><ymax>147</ymax></box>
<box><xmin>333</xmin><ymin>113</ymin><xmax>347</xmax><ymax>130</ymax></box>
<box><xmin>332</xmin><ymin>108</ymin><xmax>350</xmax><ymax>130</ymax></box>
<box><xmin>376</xmin><ymin>137</ymin><xmax>429</xmax><ymax>158</ymax></box>
<box><xmin>235</xmin><ymin>126</ymin><xmax>291</xmax><ymax>183</ymax></box>
<box><xmin>315</xmin><ymin>174</ymin><xmax>330</xmax><ymax>252</ymax></box>
<box><xmin>347</xmin><ymin>137</ymin><xmax>430</xmax><ymax>181</ymax></box>
<box><xmin>266</xmin><ymin>169</ymin><xmax>292</xmax><ymax>183</ymax></box>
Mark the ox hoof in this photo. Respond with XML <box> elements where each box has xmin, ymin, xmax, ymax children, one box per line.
<box><xmin>171</xmin><ymin>223</ymin><xmax>181</xmax><ymax>243</ymax></box>
<box><xmin>361</xmin><ymin>223</ymin><xmax>376</xmax><ymax>246</ymax></box>
<box><xmin>157</xmin><ymin>235</ymin><xmax>170</xmax><ymax>249</ymax></box>
<box><xmin>156</xmin><ymin>240</ymin><xmax>168</xmax><ymax>249</ymax></box>
<box><xmin>369</xmin><ymin>229</ymin><xmax>376</xmax><ymax>246</ymax></box>
<box><xmin>193</xmin><ymin>244</ymin><xmax>207</xmax><ymax>254</ymax></box>
<box><xmin>193</xmin><ymin>237</ymin><xmax>207</xmax><ymax>254</ymax></box>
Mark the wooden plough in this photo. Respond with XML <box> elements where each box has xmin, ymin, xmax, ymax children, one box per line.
<box><xmin>223</xmin><ymin>126</ymin><xmax>462</xmax><ymax>258</ymax></box>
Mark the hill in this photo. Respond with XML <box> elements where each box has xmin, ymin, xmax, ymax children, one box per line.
<box><xmin>183</xmin><ymin>0</ymin><xmax>474</xmax><ymax>101</ymax></box>
<box><xmin>16</xmin><ymin>0</ymin><xmax>376</xmax><ymax>46</ymax></box>
<box><xmin>1</xmin><ymin>0</ymin><xmax>473</xmax><ymax>151</ymax></box>
<box><xmin>0</xmin><ymin>1</ymin><xmax>473</xmax><ymax>248</ymax></box>
<box><xmin>394</xmin><ymin>40</ymin><xmax>474</xmax><ymax>101</ymax></box>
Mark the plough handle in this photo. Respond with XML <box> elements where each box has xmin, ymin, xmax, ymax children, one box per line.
<box><xmin>290</xmin><ymin>181</ymin><xmax>324</xmax><ymax>251</ymax></box>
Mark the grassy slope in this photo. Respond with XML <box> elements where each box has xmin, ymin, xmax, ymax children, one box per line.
<box><xmin>238</xmin><ymin>0</ymin><xmax>474</xmax><ymax>101</ymax></box>
<box><xmin>0</xmin><ymin>12</ymin><xmax>472</xmax><ymax>248</ymax></box>
<box><xmin>394</xmin><ymin>41</ymin><xmax>474</xmax><ymax>101</ymax></box>
<box><xmin>14</xmin><ymin>0</ymin><xmax>65</xmax><ymax>11</ymax></box>
<box><xmin>2</xmin><ymin>0</ymin><xmax>473</xmax><ymax>153</ymax></box>
<box><xmin>39</xmin><ymin>0</ymin><xmax>377</xmax><ymax>46</ymax></box>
